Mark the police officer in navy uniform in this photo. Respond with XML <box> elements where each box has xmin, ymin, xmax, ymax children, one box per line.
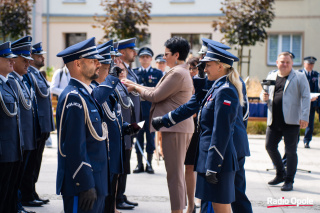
<box><xmin>116</xmin><ymin>38</ymin><xmax>140</xmax><ymax>209</ymax></box>
<box><xmin>299</xmin><ymin>56</ymin><xmax>319</xmax><ymax>148</ymax></box>
<box><xmin>155</xmin><ymin>54</ymin><xmax>167</xmax><ymax>74</ymax></box>
<box><xmin>152</xmin><ymin>39</ymin><xmax>252</xmax><ymax>213</ymax></box>
<box><xmin>0</xmin><ymin>41</ymin><xmax>24</xmax><ymax>213</ymax></box>
<box><xmin>9</xmin><ymin>42</ymin><xmax>38</xmax><ymax>213</ymax></box>
<box><xmin>132</xmin><ymin>47</ymin><xmax>163</xmax><ymax>174</ymax></box>
<box><xmin>14</xmin><ymin>37</ymin><xmax>54</xmax><ymax>206</ymax></box>
<box><xmin>56</xmin><ymin>37</ymin><xmax>118</xmax><ymax>213</ymax></box>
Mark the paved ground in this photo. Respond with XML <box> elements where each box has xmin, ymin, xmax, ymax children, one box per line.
<box><xmin>27</xmin><ymin>134</ymin><xmax>320</xmax><ymax>213</ymax></box>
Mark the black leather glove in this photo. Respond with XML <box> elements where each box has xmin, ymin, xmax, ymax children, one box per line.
<box><xmin>152</xmin><ymin>116</ymin><xmax>164</xmax><ymax>131</ymax></box>
<box><xmin>196</xmin><ymin>62</ymin><xmax>206</xmax><ymax>78</ymax></box>
<box><xmin>109</xmin><ymin>66</ymin><xmax>123</xmax><ymax>78</ymax></box>
<box><xmin>124</xmin><ymin>123</ymin><xmax>141</xmax><ymax>136</ymax></box>
<box><xmin>79</xmin><ymin>188</ymin><xmax>97</xmax><ymax>211</ymax></box>
<box><xmin>205</xmin><ymin>171</ymin><xmax>218</xmax><ymax>184</ymax></box>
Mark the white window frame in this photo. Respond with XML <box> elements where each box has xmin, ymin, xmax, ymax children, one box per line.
<box><xmin>267</xmin><ymin>34</ymin><xmax>302</xmax><ymax>66</ymax></box>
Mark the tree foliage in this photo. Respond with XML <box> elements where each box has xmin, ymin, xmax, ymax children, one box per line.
<box><xmin>212</xmin><ymin>0</ymin><xmax>275</xmax><ymax>47</ymax></box>
<box><xmin>0</xmin><ymin>0</ymin><xmax>36</xmax><ymax>41</ymax></box>
<box><xmin>93</xmin><ymin>0</ymin><xmax>152</xmax><ymax>42</ymax></box>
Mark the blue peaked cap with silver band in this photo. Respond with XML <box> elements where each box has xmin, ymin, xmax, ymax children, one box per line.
<box><xmin>118</xmin><ymin>38</ymin><xmax>136</xmax><ymax>50</ymax></box>
<box><xmin>11</xmin><ymin>36</ymin><xmax>32</xmax><ymax>48</ymax></box>
<box><xmin>113</xmin><ymin>42</ymin><xmax>122</xmax><ymax>57</ymax></box>
<box><xmin>57</xmin><ymin>37</ymin><xmax>103</xmax><ymax>64</ymax></box>
<box><xmin>98</xmin><ymin>45</ymin><xmax>112</xmax><ymax>64</ymax></box>
<box><xmin>97</xmin><ymin>40</ymin><xmax>116</xmax><ymax>56</ymax></box>
<box><xmin>12</xmin><ymin>44</ymin><xmax>34</xmax><ymax>60</ymax></box>
<box><xmin>32</xmin><ymin>42</ymin><xmax>46</xmax><ymax>55</ymax></box>
<box><xmin>155</xmin><ymin>54</ymin><xmax>166</xmax><ymax>62</ymax></box>
<box><xmin>200</xmin><ymin>43</ymin><xmax>239</xmax><ymax>67</ymax></box>
<box><xmin>0</xmin><ymin>42</ymin><xmax>18</xmax><ymax>58</ymax></box>
<box><xmin>202</xmin><ymin>38</ymin><xmax>231</xmax><ymax>50</ymax></box>
<box><xmin>138</xmin><ymin>47</ymin><xmax>153</xmax><ymax>57</ymax></box>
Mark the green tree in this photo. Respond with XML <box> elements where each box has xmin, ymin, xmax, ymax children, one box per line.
<box><xmin>212</xmin><ymin>0</ymin><xmax>275</xmax><ymax>75</ymax></box>
<box><xmin>93</xmin><ymin>0</ymin><xmax>152</xmax><ymax>43</ymax></box>
<box><xmin>0</xmin><ymin>0</ymin><xmax>36</xmax><ymax>42</ymax></box>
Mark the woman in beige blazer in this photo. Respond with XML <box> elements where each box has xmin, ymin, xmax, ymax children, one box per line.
<box><xmin>122</xmin><ymin>37</ymin><xmax>194</xmax><ymax>213</ymax></box>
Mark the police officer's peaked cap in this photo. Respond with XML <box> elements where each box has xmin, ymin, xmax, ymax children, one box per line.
<box><xmin>202</xmin><ymin>38</ymin><xmax>231</xmax><ymax>50</ymax></box>
<box><xmin>12</xmin><ymin>44</ymin><xmax>34</xmax><ymax>60</ymax></box>
<box><xmin>0</xmin><ymin>42</ymin><xmax>18</xmax><ymax>58</ymax></box>
<box><xmin>57</xmin><ymin>37</ymin><xmax>103</xmax><ymax>64</ymax></box>
<box><xmin>155</xmin><ymin>54</ymin><xmax>166</xmax><ymax>63</ymax></box>
<box><xmin>32</xmin><ymin>42</ymin><xmax>46</xmax><ymax>55</ymax></box>
<box><xmin>98</xmin><ymin>40</ymin><xmax>116</xmax><ymax>56</ymax></box>
<box><xmin>138</xmin><ymin>47</ymin><xmax>153</xmax><ymax>57</ymax></box>
<box><xmin>98</xmin><ymin>45</ymin><xmax>112</xmax><ymax>64</ymax></box>
<box><xmin>200</xmin><ymin>43</ymin><xmax>239</xmax><ymax>67</ymax></box>
<box><xmin>304</xmin><ymin>56</ymin><xmax>317</xmax><ymax>64</ymax></box>
<box><xmin>118</xmin><ymin>38</ymin><xmax>136</xmax><ymax>50</ymax></box>
<box><xmin>11</xmin><ymin>36</ymin><xmax>32</xmax><ymax>48</ymax></box>
<box><xmin>113</xmin><ymin>42</ymin><xmax>122</xmax><ymax>57</ymax></box>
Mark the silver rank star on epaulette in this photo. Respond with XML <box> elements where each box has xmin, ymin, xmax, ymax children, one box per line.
<box><xmin>222</xmin><ymin>82</ymin><xmax>229</xmax><ymax>87</ymax></box>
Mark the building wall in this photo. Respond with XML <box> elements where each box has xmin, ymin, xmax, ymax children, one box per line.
<box><xmin>39</xmin><ymin>0</ymin><xmax>320</xmax><ymax>79</ymax></box>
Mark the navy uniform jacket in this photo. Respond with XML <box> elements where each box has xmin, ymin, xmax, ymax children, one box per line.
<box><xmin>195</xmin><ymin>76</ymin><xmax>239</xmax><ymax>174</ymax></box>
<box><xmin>162</xmin><ymin>76</ymin><xmax>250</xmax><ymax>159</ymax></box>
<box><xmin>0</xmin><ymin>77</ymin><xmax>23</xmax><ymax>162</ymax></box>
<box><xmin>115</xmin><ymin>82</ymin><xmax>134</xmax><ymax>150</ymax></box>
<box><xmin>134</xmin><ymin>67</ymin><xmax>163</xmax><ymax>118</ymax></box>
<box><xmin>56</xmin><ymin>79</ymin><xmax>115</xmax><ymax>197</ymax></box>
<box><xmin>24</xmin><ymin>66</ymin><xmax>55</xmax><ymax>137</ymax></box>
<box><xmin>299</xmin><ymin>69</ymin><xmax>320</xmax><ymax>107</ymax></box>
<box><xmin>126</xmin><ymin>66</ymin><xmax>140</xmax><ymax>123</ymax></box>
<box><xmin>8</xmin><ymin>72</ymin><xmax>36</xmax><ymax>151</ymax></box>
<box><xmin>91</xmin><ymin>77</ymin><xmax>126</xmax><ymax>175</ymax></box>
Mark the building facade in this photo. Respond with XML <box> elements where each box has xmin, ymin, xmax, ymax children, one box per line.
<box><xmin>38</xmin><ymin>0</ymin><xmax>320</xmax><ymax>79</ymax></box>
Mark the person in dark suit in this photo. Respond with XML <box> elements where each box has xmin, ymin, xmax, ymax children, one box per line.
<box><xmin>9</xmin><ymin>42</ymin><xmax>38</xmax><ymax>213</ymax></box>
<box><xmin>115</xmin><ymin>38</ymin><xmax>140</xmax><ymax>210</ymax></box>
<box><xmin>16</xmin><ymin>37</ymin><xmax>55</xmax><ymax>206</ymax></box>
<box><xmin>132</xmin><ymin>47</ymin><xmax>163</xmax><ymax>174</ymax></box>
<box><xmin>56</xmin><ymin>37</ymin><xmax>118</xmax><ymax>213</ymax></box>
<box><xmin>0</xmin><ymin>41</ymin><xmax>24</xmax><ymax>213</ymax></box>
<box><xmin>299</xmin><ymin>56</ymin><xmax>319</xmax><ymax>148</ymax></box>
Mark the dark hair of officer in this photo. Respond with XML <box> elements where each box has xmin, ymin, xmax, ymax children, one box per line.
<box><xmin>164</xmin><ymin>37</ymin><xmax>190</xmax><ymax>61</ymax></box>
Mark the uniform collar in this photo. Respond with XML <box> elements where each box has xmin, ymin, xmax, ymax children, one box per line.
<box><xmin>12</xmin><ymin>71</ymin><xmax>23</xmax><ymax>81</ymax></box>
<box><xmin>71</xmin><ymin>77</ymin><xmax>93</xmax><ymax>94</ymax></box>
<box><xmin>29</xmin><ymin>65</ymin><xmax>39</xmax><ymax>72</ymax></box>
<box><xmin>0</xmin><ymin>74</ymin><xmax>8</xmax><ymax>83</ymax></box>
<box><xmin>304</xmin><ymin>68</ymin><xmax>312</xmax><ymax>75</ymax></box>
<box><xmin>141</xmin><ymin>65</ymin><xmax>151</xmax><ymax>72</ymax></box>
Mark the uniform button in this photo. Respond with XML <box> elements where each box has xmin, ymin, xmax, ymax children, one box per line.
<box><xmin>76</xmin><ymin>183</ymin><xmax>80</xmax><ymax>186</ymax></box>
<box><xmin>218</xmin><ymin>164</ymin><xmax>221</xmax><ymax>167</ymax></box>
<box><xmin>96</xmin><ymin>118</ymin><xmax>98</xmax><ymax>121</ymax></box>
<box><xmin>112</xmin><ymin>81</ymin><xmax>114</xmax><ymax>84</ymax></box>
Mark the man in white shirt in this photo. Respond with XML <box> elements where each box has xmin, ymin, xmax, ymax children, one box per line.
<box><xmin>50</xmin><ymin>65</ymin><xmax>70</xmax><ymax>97</ymax></box>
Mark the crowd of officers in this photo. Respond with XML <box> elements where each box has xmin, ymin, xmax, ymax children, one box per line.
<box><xmin>0</xmin><ymin>37</ymin><xmax>53</xmax><ymax>213</ymax></box>
<box><xmin>2</xmin><ymin>33</ymin><xmax>317</xmax><ymax>213</ymax></box>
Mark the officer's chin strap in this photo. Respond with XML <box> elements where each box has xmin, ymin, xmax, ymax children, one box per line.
<box><xmin>58</xmin><ymin>92</ymin><xmax>109</xmax><ymax>157</ymax></box>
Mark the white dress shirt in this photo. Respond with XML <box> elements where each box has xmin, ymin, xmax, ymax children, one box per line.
<box><xmin>50</xmin><ymin>66</ymin><xmax>70</xmax><ymax>96</ymax></box>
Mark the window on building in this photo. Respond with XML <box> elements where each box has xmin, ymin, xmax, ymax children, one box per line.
<box><xmin>267</xmin><ymin>34</ymin><xmax>302</xmax><ymax>66</ymax></box>
<box><xmin>171</xmin><ymin>33</ymin><xmax>212</xmax><ymax>57</ymax></box>
<box><xmin>65</xmin><ymin>33</ymin><xmax>87</xmax><ymax>48</ymax></box>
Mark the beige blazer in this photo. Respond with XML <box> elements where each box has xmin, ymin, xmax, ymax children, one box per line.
<box><xmin>140</xmin><ymin>63</ymin><xmax>194</xmax><ymax>133</ymax></box>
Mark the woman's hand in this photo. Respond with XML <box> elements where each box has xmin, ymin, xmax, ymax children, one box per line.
<box><xmin>121</xmin><ymin>79</ymin><xmax>136</xmax><ymax>92</ymax></box>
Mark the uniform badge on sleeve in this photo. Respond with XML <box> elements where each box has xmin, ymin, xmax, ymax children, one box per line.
<box><xmin>223</xmin><ymin>100</ymin><xmax>231</xmax><ymax>106</ymax></box>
